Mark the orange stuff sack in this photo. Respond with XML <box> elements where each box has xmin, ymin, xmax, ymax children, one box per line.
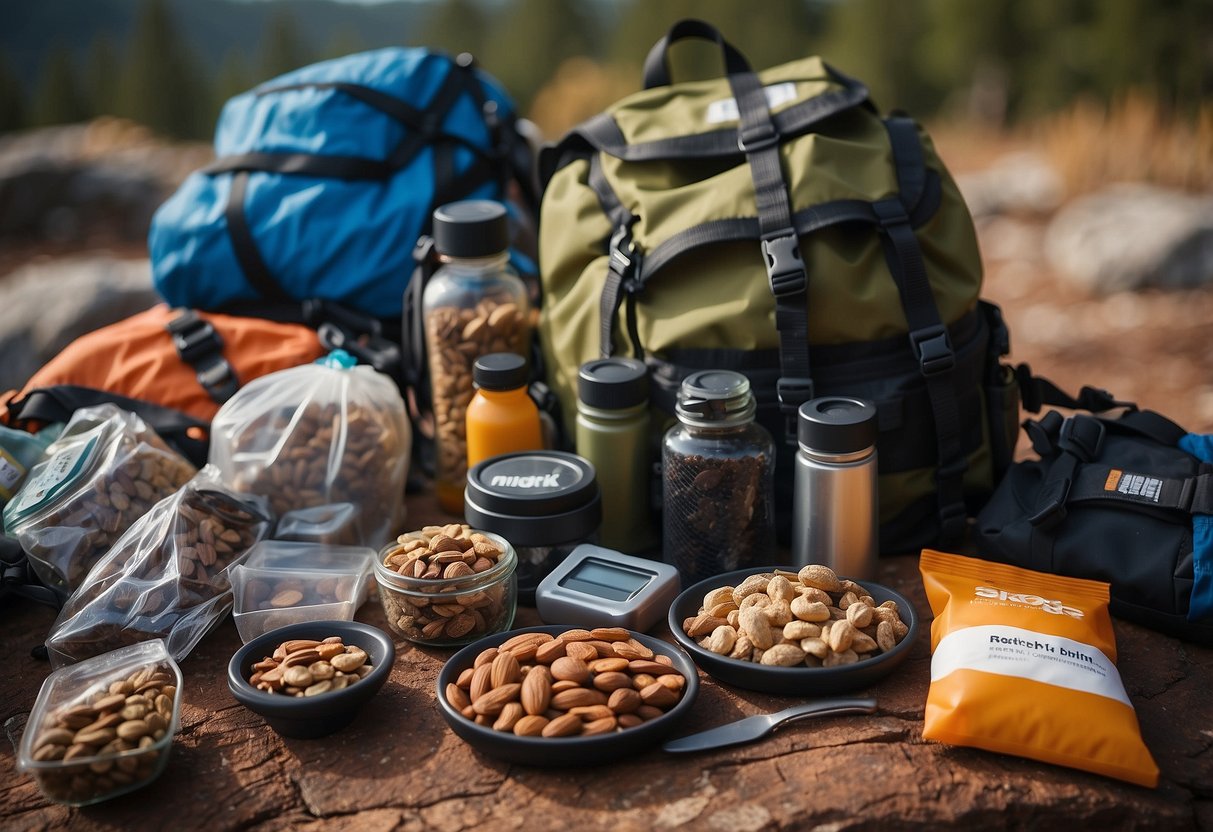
<box><xmin>0</xmin><ymin>306</ymin><xmax>324</xmax><ymax>466</ymax></box>
<box><xmin>919</xmin><ymin>549</ymin><xmax>1159</xmax><ymax>787</ymax></box>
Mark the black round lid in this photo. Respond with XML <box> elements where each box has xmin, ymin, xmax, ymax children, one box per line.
<box><xmin>578</xmin><ymin>357</ymin><xmax>649</xmax><ymax>409</ymax></box>
<box><xmin>474</xmin><ymin>353</ymin><xmax>528</xmax><ymax>391</ymax></box>
<box><xmin>432</xmin><ymin>200</ymin><xmax>509</xmax><ymax>258</ymax></box>
<box><xmin>464</xmin><ymin>451</ymin><xmax>602</xmax><ymax>546</ymax></box>
<box><xmin>797</xmin><ymin>397</ymin><xmax>878</xmax><ymax>454</ymax></box>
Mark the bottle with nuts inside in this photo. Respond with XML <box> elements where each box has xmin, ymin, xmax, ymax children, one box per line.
<box><xmin>422</xmin><ymin>200</ymin><xmax>531</xmax><ymax>513</ymax></box>
<box><xmin>662</xmin><ymin>370</ymin><xmax>775</xmax><ymax>585</ymax></box>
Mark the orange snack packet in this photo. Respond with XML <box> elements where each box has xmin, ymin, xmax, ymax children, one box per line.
<box><xmin>919</xmin><ymin>549</ymin><xmax>1159</xmax><ymax>787</ymax></box>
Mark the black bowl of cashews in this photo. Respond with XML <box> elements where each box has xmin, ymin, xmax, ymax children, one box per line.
<box><xmin>227</xmin><ymin>620</ymin><xmax>395</xmax><ymax>738</ymax></box>
<box><xmin>668</xmin><ymin>565</ymin><xmax>919</xmax><ymax>696</ymax></box>
<box><xmin>435</xmin><ymin>625</ymin><xmax>699</xmax><ymax>766</ymax></box>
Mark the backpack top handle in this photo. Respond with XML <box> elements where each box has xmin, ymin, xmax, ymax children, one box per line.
<box><xmin>642</xmin><ymin>18</ymin><xmax>753</xmax><ymax>89</ymax></box>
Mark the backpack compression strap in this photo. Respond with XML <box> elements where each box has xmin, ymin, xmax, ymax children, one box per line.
<box><xmin>873</xmin><ymin>116</ymin><xmax>967</xmax><ymax>542</ymax></box>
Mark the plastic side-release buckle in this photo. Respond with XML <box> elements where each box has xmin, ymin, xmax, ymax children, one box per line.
<box><xmin>738</xmin><ymin>122</ymin><xmax>778</xmax><ymax>153</ymax></box>
<box><xmin>909</xmin><ymin>324</ymin><xmax>954</xmax><ymax>376</ymax></box>
<box><xmin>1057</xmin><ymin>416</ymin><xmax>1106</xmax><ymax>462</ymax></box>
<box><xmin>762</xmin><ymin>234</ymin><xmax>806</xmax><ymax>299</ymax></box>
<box><xmin>167</xmin><ymin>311</ymin><xmax>223</xmax><ymax>366</ymax></box>
<box><xmin>1028</xmin><ymin>476</ymin><xmax>1072</xmax><ymax>529</ymax></box>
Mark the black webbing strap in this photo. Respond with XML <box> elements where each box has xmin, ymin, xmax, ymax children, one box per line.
<box><xmin>165</xmin><ymin>310</ymin><xmax>240</xmax><ymax>405</ymax></box>
<box><xmin>551</xmin><ymin>80</ymin><xmax>869</xmax><ymax>166</ymax></box>
<box><xmin>0</xmin><ymin>536</ymin><xmax>64</xmax><ymax>611</ymax></box>
<box><xmin>1016</xmin><ymin>365</ymin><xmax>1137</xmax><ymax>415</ymax></box>
<box><xmin>585</xmin><ymin>154</ymin><xmax>643</xmax><ymax>359</ymax></box>
<box><xmin>225</xmin><ymin>172</ymin><xmax>289</xmax><ymax>302</ymax></box>
<box><xmin>203</xmin><ymin>152</ymin><xmax>393</xmax><ymax>180</ymax></box>
<box><xmin>725</xmin><ymin>66</ymin><xmax>812</xmax><ymax>439</ymax></box>
<box><xmin>876</xmin><ymin>116</ymin><xmax>966</xmax><ymax>542</ymax></box>
<box><xmin>1066</xmin><ymin>466</ymin><xmax>1213</xmax><ymax>516</ymax></box>
<box><xmin>8</xmin><ymin>386</ymin><xmax>210</xmax><ymax>467</ymax></box>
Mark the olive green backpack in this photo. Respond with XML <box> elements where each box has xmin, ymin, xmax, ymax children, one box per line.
<box><xmin>538</xmin><ymin>20</ymin><xmax>1071</xmax><ymax>553</ymax></box>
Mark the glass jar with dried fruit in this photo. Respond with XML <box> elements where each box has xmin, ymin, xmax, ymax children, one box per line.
<box><xmin>421</xmin><ymin>200</ymin><xmax>531</xmax><ymax>514</ymax></box>
<box><xmin>662</xmin><ymin>370</ymin><xmax>775</xmax><ymax>585</ymax></box>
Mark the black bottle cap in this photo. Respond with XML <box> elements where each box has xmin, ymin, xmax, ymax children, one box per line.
<box><xmin>797</xmin><ymin>397</ymin><xmax>878</xmax><ymax>454</ymax></box>
<box><xmin>473</xmin><ymin>353</ymin><xmax>528</xmax><ymax>391</ymax></box>
<box><xmin>464</xmin><ymin>451</ymin><xmax>602</xmax><ymax>546</ymax></box>
<box><xmin>578</xmin><ymin>357</ymin><xmax>649</xmax><ymax>410</ymax></box>
<box><xmin>432</xmin><ymin>200</ymin><xmax>509</xmax><ymax>258</ymax></box>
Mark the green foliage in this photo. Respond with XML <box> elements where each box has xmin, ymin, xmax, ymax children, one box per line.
<box><xmin>259</xmin><ymin>8</ymin><xmax>314</xmax><ymax>82</ymax></box>
<box><xmin>114</xmin><ymin>0</ymin><xmax>209</xmax><ymax>139</ymax></box>
<box><xmin>2</xmin><ymin>0</ymin><xmax>1209</xmax><ymax>138</ymax></box>
<box><xmin>31</xmin><ymin>46</ymin><xmax>89</xmax><ymax>127</ymax></box>
<box><xmin>0</xmin><ymin>56</ymin><xmax>28</xmax><ymax>134</ymax></box>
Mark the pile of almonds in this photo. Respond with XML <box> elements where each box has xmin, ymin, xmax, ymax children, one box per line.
<box><xmin>379</xmin><ymin>524</ymin><xmax>513</xmax><ymax>644</ymax></box>
<box><xmin>381</xmin><ymin>524</ymin><xmax>506</xmax><ymax>579</ymax></box>
<box><xmin>247</xmin><ymin>636</ymin><xmax>373</xmax><ymax>697</ymax></box>
<box><xmin>28</xmin><ymin>663</ymin><xmax>178</xmax><ymax>803</ymax></box>
<box><xmin>444</xmin><ymin>628</ymin><xmax>686</xmax><ymax>738</ymax></box>
<box><xmin>682</xmin><ymin>565</ymin><xmax>910</xmax><ymax>667</ymax></box>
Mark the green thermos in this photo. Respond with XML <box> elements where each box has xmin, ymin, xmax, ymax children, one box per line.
<box><xmin>575</xmin><ymin>358</ymin><xmax>652</xmax><ymax>554</ymax></box>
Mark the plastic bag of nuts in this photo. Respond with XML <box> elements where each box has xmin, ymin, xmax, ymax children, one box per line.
<box><xmin>3</xmin><ymin>404</ymin><xmax>196</xmax><ymax>592</ymax></box>
<box><xmin>46</xmin><ymin>466</ymin><xmax>272</xmax><ymax>668</ymax></box>
<box><xmin>208</xmin><ymin>357</ymin><xmax>410</xmax><ymax>546</ymax></box>
<box><xmin>376</xmin><ymin>525</ymin><xmax>518</xmax><ymax>646</ymax></box>
<box><xmin>444</xmin><ymin>628</ymin><xmax>687</xmax><ymax>737</ymax></box>
<box><xmin>15</xmin><ymin>639</ymin><xmax>182</xmax><ymax>806</ymax></box>
<box><xmin>681</xmin><ymin>565</ymin><xmax>911</xmax><ymax>667</ymax></box>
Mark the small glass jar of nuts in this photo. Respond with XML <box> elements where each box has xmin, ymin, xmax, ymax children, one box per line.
<box><xmin>375</xmin><ymin>525</ymin><xmax>518</xmax><ymax>647</ymax></box>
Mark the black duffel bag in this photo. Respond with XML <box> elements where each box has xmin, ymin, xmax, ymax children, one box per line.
<box><xmin>973</xmin><ymin>407</ymin><xmax>1213</xmax><ymax>645</ymax></box>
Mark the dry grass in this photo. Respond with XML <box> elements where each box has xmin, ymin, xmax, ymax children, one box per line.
<box><xmin>1036</xmin><ymin>92</ymin><xmax>1213</xmax><ymax>198</ymax></box>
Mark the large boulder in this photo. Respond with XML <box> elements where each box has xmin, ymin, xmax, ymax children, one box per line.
<box><xmin>0</xmin><ymin>119</ymin><xmax>210</xmax><ymax>245</ymax></box>
<box><xmin>0</xmin><ymin>257</ymin><xmax>158</xmax><ymax>392</ymax></box>
<box><xmin>955</xmin><ymin>151</ymin><xmax>1063</xmax><ymax>218</ymax></box>
<box><xmin>1045</xmin><ymin>184</ymin><xmax>1213</xmax><ymax>293</ymax></box>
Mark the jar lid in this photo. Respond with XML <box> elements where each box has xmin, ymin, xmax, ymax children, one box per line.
<box><xmin>464</xmin><ymin>451</ymin><xmax>602</xmax><ymax>546</ymax></box>
<box><xmin>675</xmin><ymin>370</ymin><xmax>755</xmax><ymax>427</ymax></box>
<box><xmin>474</xmin><ymin>353</ymin><xmax>528</xmax><ymax>391</ymax></box>
<box><xmin>578</xmin><ymin>357</ymin><xmax>648</xmax><ymax>409</ymax></box>
<box><xmin>432</xmin><ymin>200</ymin><xmax>509</xmax><ymax>258</ymax></box>
<box><xmin>797</xmin><ymin>397</ymin><xmax>878</xmax><ymax>454</ymax></box>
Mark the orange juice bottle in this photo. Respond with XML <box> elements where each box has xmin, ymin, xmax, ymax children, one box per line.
<box><xmin>465</xmin><ymin>353</ymin><xmax>543</xmax><ymax>468</ymax></box>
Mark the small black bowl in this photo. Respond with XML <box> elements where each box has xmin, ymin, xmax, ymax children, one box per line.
<box><xmin>436</xmin><ymin>625</ymin><xmax>699</xmax><ymax>766</ymax></box>
<box><xmin>668</xmin><ymin>567</ymin><xmax>919</xmax><ymax>696</ymax></box>
<box><xmin>228</xmin><ymin>620</ymin><xmax>395</xmax><ymax>738</ymax></box>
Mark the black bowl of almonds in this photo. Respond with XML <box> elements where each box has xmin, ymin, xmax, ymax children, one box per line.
<box><xmin>668</xmin><ymin>565</ymin><xmax>919</xmax><ymax>696</ymax></box>
<box><xmin>227</xmin><ymin>620</ymin><xmax>394</xmax><ymax>738</ymax></box>
<box><xmin>436</xmin><ymin>625</ymin><xmax>699</xmax><ymax>766</ymax></box>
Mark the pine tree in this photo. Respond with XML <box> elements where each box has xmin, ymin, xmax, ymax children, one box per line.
<box><xmin>32</xmin><ymin>46</ymin><xmax>89</xmax><ymax>127</ymax></box>
<box><xmin>481</xmin><ymin>0</ymin><xmax>595</xmax><ymax>110</ymax></box>
<box><xmin>115</xmin><ymin>0</ymin><xmax>210</xmax><ymax>139</ymax></box>
<box><xmin>259</xmin><ymin>9</ymin><xmax>312</xmax><ymax>82</ymax></box>
<box><xmin>85</xmin><ymin>34</ymin><xmax>121</xmax><ymax>118</ymax></box>
<box><xmin>0</xmin><ymin>54</ymin><xmax>27</xmax><ymax>134</ymax></box>
<box><xmin>419</xmin><ymin>0</ymin><xmax>489</xmax><ymax>60</ymax></box>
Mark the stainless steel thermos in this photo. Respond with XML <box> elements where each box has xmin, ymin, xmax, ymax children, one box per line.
<box><xmin>792</xmin><ymin>397</ymin><xmax>879</xmax><ymax>579</ymax></box>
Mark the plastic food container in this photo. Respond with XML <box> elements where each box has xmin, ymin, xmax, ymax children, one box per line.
<box><xmin>230</xmin><ymin>564</ymin><xmax>372</xmax><ymax>643</ymax></box>
<box><xmin>463</xmin><ymin>451</ymin><xmax>602</xmax><ymax>605</ymax></box>
<box><xmin>13</xmin><ymin>640</ymin><xmax>182</xmax><ymax>806</ymax></box>
<box><xmin>376</xmin><ymin>531</ymin><xmax>517</xmax><ymax>647</ymax></box>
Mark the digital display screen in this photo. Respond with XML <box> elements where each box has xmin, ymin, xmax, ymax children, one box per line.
<box><xmin>559</xmin><ymin>557</ymin><xmax>653</xmax><ymax>602</ymax></box>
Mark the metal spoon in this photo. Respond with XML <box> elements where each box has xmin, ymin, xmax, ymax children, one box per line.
<box><xmin>662</xmin><ymin>697</ymin><xmax>878</xmax><ymax>753</ymax></box>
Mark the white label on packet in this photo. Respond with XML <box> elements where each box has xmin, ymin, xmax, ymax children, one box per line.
<box><xmin>930</xmin><ymin>623</ymin><xmax>1131</xmax><ymax>707</ymax></box>
<box><xmin>706</xmin><ymin>82</ymin><xmax>799</xmax><ymax>125</ymax></box>
<box><xmin>0</xmin><ymin>449</ymin><xmax>25</xmax><ymax>500</ymax></box>
<box><xmin>7</xmin><ymin>438</ymin><xmax>94</xmax><ymax>516</ymax></box>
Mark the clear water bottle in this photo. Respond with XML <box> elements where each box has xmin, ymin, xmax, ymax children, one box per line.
<box><xmin>421</xmin><ymin>201</ymin><xmax>530</xmax><ymax>514</ymax></box>
<box><xmin>792</xmin><ymin>397</ymin><xmax>879</xmax><ymax>580</ymax></box>
<box><xmin>662</xmin><ymin>370</ymin><xmax>774</xmax><ymax>585</ymax></box>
